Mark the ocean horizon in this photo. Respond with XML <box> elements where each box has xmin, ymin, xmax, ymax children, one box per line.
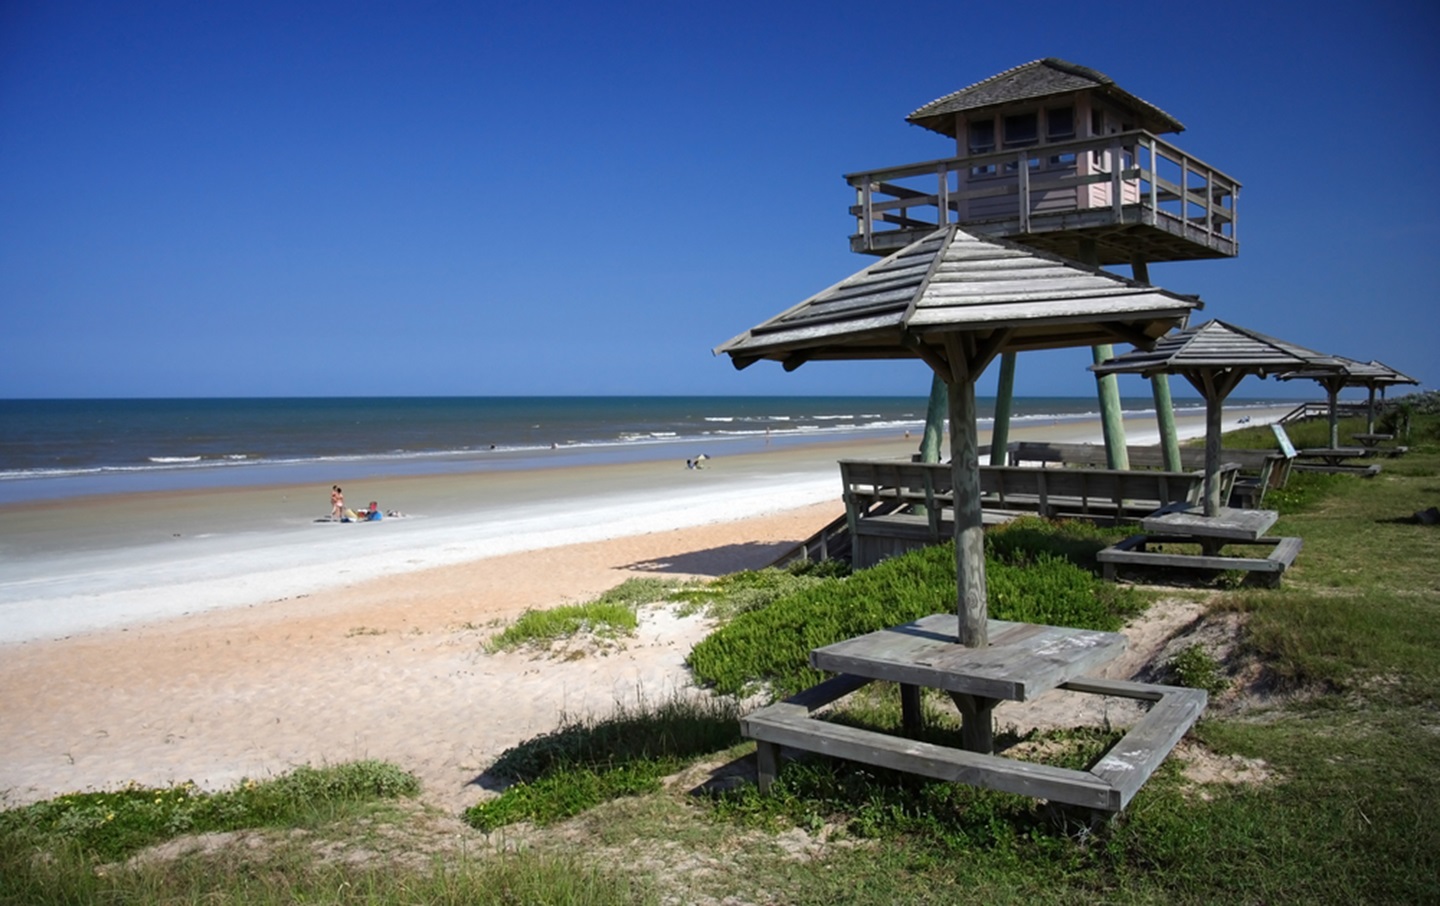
<box><xmin>0</xmin><ymin>395</ymin><xmax>1297</xmax><ymax>504</ymax></box>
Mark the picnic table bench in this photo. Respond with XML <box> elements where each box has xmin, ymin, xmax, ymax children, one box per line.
<box><xmin>1097</xmin><ymin>503</ymin><xmax>1302</xmax><ymax>587</ymax></box>
<box><xmin>1293</xmin><ymin>447</ymin><xmax>1383</xmax><ymax>476</ymax></box>
<box><xmin>742</xmin><ymin>614</ymin><xmax>1207</xmax><ymax>813</ymax></box>
<box><xmin>839</xmin><ymin>459</ymin><xmax>1229</xmax><ymax>568</ymax></box>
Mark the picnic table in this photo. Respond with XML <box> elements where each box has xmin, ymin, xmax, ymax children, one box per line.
<box><xmin>1352</xmin><ymin>432</ymin><xmax>1394</xmax><ymax>448</ymax></box>
<box><xmin>1298</xmin><ymin>446</ymin><xmax>1372</xmax><ymax>466</ymax></box>
<box><xmin>741</xmin><ymin>614</ymin><xmax>1207</xmax><ymax>812</ymax></box>
<box><xmin>1098</xmin><ymin>502</ymin><xmax>1301</xmax><ymax>587</ymax></box>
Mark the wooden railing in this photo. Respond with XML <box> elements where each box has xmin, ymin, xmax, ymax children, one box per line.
<box><xmin>846</xmin><ymin>130</ymin><xmax>1239</xmax><ymax>255</ymax></box>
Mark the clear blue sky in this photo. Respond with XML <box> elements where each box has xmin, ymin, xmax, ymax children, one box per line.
<box><xmin>3</xmin><ymin>0</ymin><xmax>1436</xmax><ymax>400</ymax></box>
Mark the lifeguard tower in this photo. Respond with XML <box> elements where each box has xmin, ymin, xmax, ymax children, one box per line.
<box><xmin>850</xmin><ymin>58</ymin><xmax>1238</xmax><ymax>265</ymax></box>
<box><xmin>847</xmin><ymin>59</ymin><xmax>1241</xmax><ymax>467</ymax></box>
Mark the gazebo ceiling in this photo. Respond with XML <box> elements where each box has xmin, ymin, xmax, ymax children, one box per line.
<box><xmin>716</xmin><ymin>226</ymin><xmax>1200</xmax><ymax>377</ymax></box>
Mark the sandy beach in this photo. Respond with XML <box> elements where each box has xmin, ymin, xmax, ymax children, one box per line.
<box><xmin>0</xmin><ymin>406</ymin><xmax>1293</xmax><ymax>814</ymax></box>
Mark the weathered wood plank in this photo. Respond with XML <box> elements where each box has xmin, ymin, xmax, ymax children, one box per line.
<box><xmin>743</xmin><ymin>705</ymin><xmax>1119</xmax><ymax>810</ymax></box>
<box><xmin>1098</xmin><ymin>534</ymin><xmax>1302</xmax><ymax>585</ymax></box>
<box><xmin>1069</xmin><ymin>680</ymin><xmax>1206</xmax><ymax>807</ymax></box>
<box><xmin>1140</xmin><ymin>505</ymin><xmax>1278</xmax><ymax>541</ymax></box>
<box><xmin>810</xmin><ymin>615</ymin><xmax>1126</xmax><ymax>703</ymax></box>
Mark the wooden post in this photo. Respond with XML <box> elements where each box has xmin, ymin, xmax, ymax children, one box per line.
<box><xmin>1203</xmin><ymin>392</ymin><xmax>1224</xmax><ymax>517</ymax></box>
<box><xmin>951</xmin><ymin>692</ymin><xmax>996</xmax><ymax>755</ymax></box>
<box><xmin>947</xmin><ymin>374</ymin><xmax>988</xmax><ymax>649</ymax></box>
<box><xmin>1327</xmin><ymin>383</ymin><xmax>1341</xmax><ymax>449</ymax></box>
<box><xmin>1081</xmin><ymin>241</ymin><xmax>1128</xmax><ymax>470</ymax></box>
<box><xmin>919</xmin><ymin>373</ymin><xmax>947</xmax><ymax>463</ymax></box>
<box><xmin>1366</xmin><ymin>385</ymin><xmax>1378</xmax><ymax>434</ymax></box>
<box><xmin>990</xmin><ymin>352</ymin><xmax>1017</xmax><ymax>466</ymax></box>
<box><xmin>1093</xmin><ymin>344</ymin><xmax>1130</xmax><ymax>470</ymax></box>
<box><xmin>1132</xmin><ymin>257</ymin><xmax>1181</xmax><ymax>471</ymax></box>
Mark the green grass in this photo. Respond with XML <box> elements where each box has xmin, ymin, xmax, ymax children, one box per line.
<box><xmin>0</xmin><ymin>761</ymin><xmax>419</xmax><ymax>864</ymax></box>
<box><xmin>688</xmin><ymin>518</ymin><xmax>1143</xmax><ymax>698</ymax></box>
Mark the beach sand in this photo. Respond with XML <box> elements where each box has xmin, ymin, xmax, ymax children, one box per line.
<box><xmin>0</xmin><ymin>406</ymin><xmax>1293</xmax><ymax>814</ymax></box>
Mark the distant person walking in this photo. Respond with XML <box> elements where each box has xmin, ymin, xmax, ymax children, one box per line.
<box><xmin>330</xmin><ymin>485</ymin><xmax>344</xmax><ymax>520</ymax></box>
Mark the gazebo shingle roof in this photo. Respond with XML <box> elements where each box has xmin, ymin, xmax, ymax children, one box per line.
<box><xmin>716</xmin><ymin>226</ymin><xmax>1199</xmax><ymax>372</ymax></box>
<box><xmin>1091</xmin><ymin>320</ymin><xmax>1344</xmax><ymax>379</ymax></box>
<box><xmin>907</xmin><ymin>58</ymin><xmax>1184</xmax><ymax>139</ymax></box>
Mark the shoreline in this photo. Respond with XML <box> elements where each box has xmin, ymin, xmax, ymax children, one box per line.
<box><xmin>0</xmin><ymin>406</ymin><xmax>1294</xmax><ymax>646</ymax></box>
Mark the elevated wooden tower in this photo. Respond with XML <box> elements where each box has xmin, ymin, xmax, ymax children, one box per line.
<box><xmin>848</xmin><ymin>59</ymin><xmax>1241</xmax><ymax>469</ymax></box>
<box><xmin>849</xmin><ymin>59</ymin><xmax>1240</xmax><ymax>266</ymax></box>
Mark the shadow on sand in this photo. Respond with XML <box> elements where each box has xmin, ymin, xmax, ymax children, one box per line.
<box><xmin>620</xmin><ymin>540</ymin><xmax>798</xmax><ymax>577</ymax></box>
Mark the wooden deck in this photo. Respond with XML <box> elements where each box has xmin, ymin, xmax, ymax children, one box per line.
<box><xmin>846</xmin><ymin>130</ymin><xmax>1239</xmax><ymax>264</ymax></box>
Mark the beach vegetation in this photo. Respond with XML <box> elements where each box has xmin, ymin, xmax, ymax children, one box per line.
<box><xmin>486</xmin><ymin>600</ymin><xmax>641</xmax><ymax>652</ymax></box>
<box><xmin>1164</xmin><ymin>643</ymin><xmax>1229</xmax><ymax>697</ymax></box>
<box><xmin>687</xmin><ymin>519</ymin><xmax>1142</xmax><ymax>698</ymax></box>
<box><xmin>465</xmin><ymin>695</ymin><xmax>743</xmax><ymax>831</ymax></box>
<box><xmin>671</xmin><ymin>561</ymin><xmax>844</xmax><ymax>620</ymax></box>
<box><xmin>0</xmin><ymin>761</ymin><xmax>418</xmax><ymax>864</ymax></box>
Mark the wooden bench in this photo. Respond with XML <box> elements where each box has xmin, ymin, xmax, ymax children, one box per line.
<box><xmin>742</xmin><ymin>670</ymin><xmax>1206</xmax><ymax>813</ymax></box>
<box><xmin>1008</xmin><ymin>441</ymin><xmax>1294</xmax><ymax>508</ymax></box>
<box><xmin>840</xmin><ymin>458</ymin><xmax>1238</xmax><ymax>564</ymax></box>
<box><xmin>1098</xmin><ymin>534</ymin><xmax>1302</xmax><ymax>588</ymax></box>
<box><xmin>840</xmin><ymin>459</ymin><xmax>1229</xmax><ymax>569</ymax></box>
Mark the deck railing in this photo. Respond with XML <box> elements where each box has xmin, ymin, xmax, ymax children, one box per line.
<box><xmin>846</xmin><ymin>130</ymin><xmax>1240</xmax><ymax>255</ymax></box>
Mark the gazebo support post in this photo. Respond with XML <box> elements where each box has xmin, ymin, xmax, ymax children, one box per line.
<box><xmin>947</xmin><ymin>370</ymin><xmax>989</xmax><ymax>650</ymax></box>
<box><xmin>1326</xmin><ymin>381</ymin><xmax>1341</xmax><ymax>448</ymax></box>
<box><xmin>1132</xmin><ymin>257</ymin><xmax>1182</xmax><ymax>471</ymax></box>
<box><xmin>919</xmin><ymin>374</ymin><xmax>947</xmax><ymax>463</ymax></box>
<box><xmin>1203</xmin><ymin>389</ymin><xmax>1225</xmax><ymax>517</ymax></box>
<box><xmin>1189</xmin><ymin>368</ymin><xmax>1243</xmax><ymax>519</ymax></box>
<box><xmin>990</xmin><ymin>352</ymin><xmax>1017</xmax><ymax>466</ymax></box>
<box><xmin>1366</xmin><ymin>385</ymin><xmax>1378</xmax><ymax>434</ymax></box>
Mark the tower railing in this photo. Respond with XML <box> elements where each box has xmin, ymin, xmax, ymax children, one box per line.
<box><xmin>847</xmin><ymin>130</ymin><xmax>1240</xmax><ymax>259</ymax></box>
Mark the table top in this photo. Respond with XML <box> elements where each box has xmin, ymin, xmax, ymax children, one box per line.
<box><xmin>1140</xmin><ymin>505</ymin><xmax>1279</xmax><ymax>541</ymax></box>
<box><xmin>809</xmin><ymin>614</ymin><xmax>1126</xmax><ymax>703</ymax></box>
<box><xmin>1352</xmin><ymin>433</ymin><xmax>1394</xmax><ymax>446</ymax></box>
<box><xmin>1299</xmin><ymin>447</ymin><xmax>1370</xmax><ymax>459</ymax></box>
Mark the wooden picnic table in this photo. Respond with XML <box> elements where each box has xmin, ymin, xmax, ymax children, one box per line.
<box><xmin>742</xmin><ymin>615</ymin><xmax>1206</xmax><ymax>813</ymax></box>
<box><xmin>1298</xmin><ymin>447</ymin><xmax>1371</xmax><ymax>466</ymax></box>
<box><xmin>1352</xmin><ymin>433</ymin><xmax>1394</xmax><ymax>448</ymax></box>
<box><xmin>810</xmin><ymin>615</ymin><xmax>1125</xmax><ymax>751</ymax></box>
<box><xmin>1140</xmin><ymin>504</ymin><xmax>1279</xmax><ymax>545</ymax></box>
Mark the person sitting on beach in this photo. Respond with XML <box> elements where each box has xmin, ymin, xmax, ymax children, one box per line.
<box><xmin>364</xmin><ymin>501</ymin><xmax>382</xmax><ymax>521</ymax></box>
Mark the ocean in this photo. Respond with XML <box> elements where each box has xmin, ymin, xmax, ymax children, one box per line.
<box><xmin>0</xmin><ymin>395</ymin><xmax>1290</xmax><ymax>504</ymax></box>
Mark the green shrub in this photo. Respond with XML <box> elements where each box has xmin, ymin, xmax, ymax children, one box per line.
<box><xmin>1166</xmin><ymin>644</ymin><xmax>1229</xmax><ymax>696</ymax></box>
<box><xmin>0</xmin><ymin>761</ymin><xmax>418</xmax><ymax>862</ymax></box>
<box><xmin>688</xmin><ymin>537</ymin><xmax>1142</xmax><ymax>698</ymax></box>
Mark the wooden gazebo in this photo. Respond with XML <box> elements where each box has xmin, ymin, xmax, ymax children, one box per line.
<box><xmin>718</xmin><ymin>225</ymin><xmax>1209</xmax><ymax>811</ymax></box>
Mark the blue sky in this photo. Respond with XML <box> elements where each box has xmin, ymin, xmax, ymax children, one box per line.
<box><xmin>2</xmin><ymin>0</ymin><xmax>1435</xmax><ymax>400</ymax></box>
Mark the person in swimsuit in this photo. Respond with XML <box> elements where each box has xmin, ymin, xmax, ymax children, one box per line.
<box><xmin>330</xmin><ymin>485</ymin><xmax>344</xmax><ymax>520</ymax></box>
